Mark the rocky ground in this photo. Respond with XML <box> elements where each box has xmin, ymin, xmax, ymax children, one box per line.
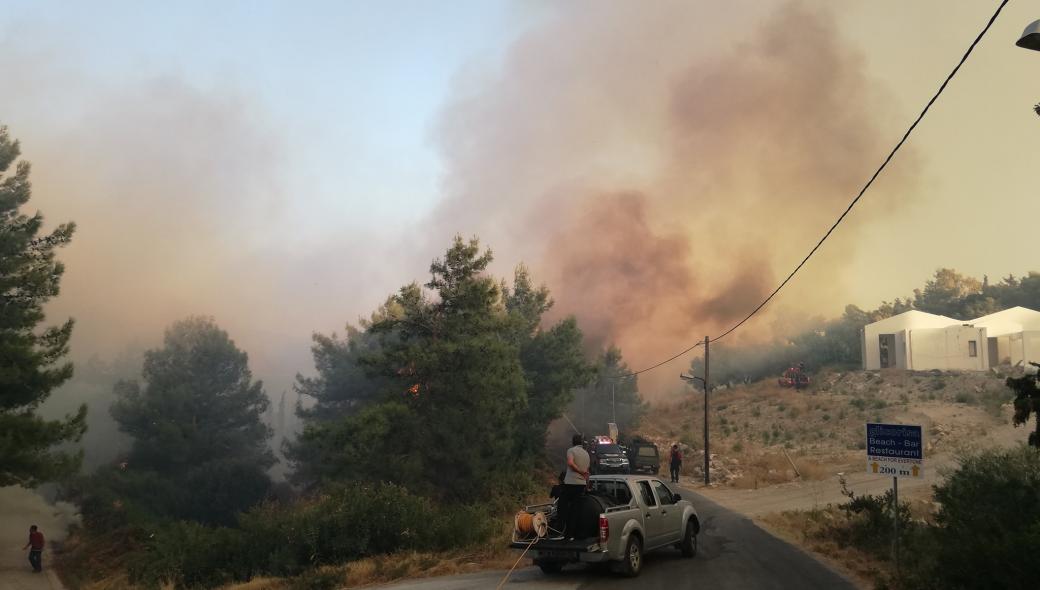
<box><xmin>637</xmin><ymin>367</ymin><xmax>1021</xmax><ymax>489</ymax></box>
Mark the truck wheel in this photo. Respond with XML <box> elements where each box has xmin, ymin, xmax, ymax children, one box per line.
<box><xmin>536</xmin><ymin>561</ymin><xmax>563</xmax><ymax>574</ymax></box>
<box><xmin>680</xmin><ymin>520</ymin><xmax>698</xmax><ymax>557</ymax></box>
<box><xmin>618</xmin><ymin>535</ymin><xmax>643</xmax><ymax>577</ymax></box>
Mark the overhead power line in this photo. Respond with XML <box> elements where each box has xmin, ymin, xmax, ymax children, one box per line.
<box><xmin>618</xmin><ymin>0</ymin><xmax>1010</xmax><ymax>379</ymax></box>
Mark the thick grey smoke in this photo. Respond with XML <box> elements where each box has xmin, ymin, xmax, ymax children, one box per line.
<box><xmin>430</xmin><ymin>1</ymin><xmax>917</xmax><ymax>387</ymax></box>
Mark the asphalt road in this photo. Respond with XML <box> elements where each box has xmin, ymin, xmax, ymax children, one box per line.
<box><xmin>375</xmin><ymin>487</ymin><xmax>856</xmax><ymax>590</ymax></box>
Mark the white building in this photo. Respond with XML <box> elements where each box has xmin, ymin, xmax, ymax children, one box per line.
<box><xmin>861</xmin><ymin>306</ymin><xmax>1040</xmax><ymax>371</ymax></box>
<box><xmin>971</xmin><ymin>307</ymin><xmax>1040</xmax><ymax>367</ymax></box>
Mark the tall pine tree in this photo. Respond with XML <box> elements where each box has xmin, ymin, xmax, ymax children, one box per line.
<box><xmin>0</xmin><ymin>125</ymin><xmax>85</xmax><ymax>486</ymax></box>
<box><xmin>108</xmin><ymin>317</ymin><xmax>273</xmax><ymax>524</ymax></box>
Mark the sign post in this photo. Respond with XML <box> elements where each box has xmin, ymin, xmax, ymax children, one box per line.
<box><xmin>866</xmin><ymin>423</ymin><xmax>923</xmax><ymax>579</ymax></box>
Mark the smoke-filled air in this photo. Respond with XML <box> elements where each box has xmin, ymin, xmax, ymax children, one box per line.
<box><xmin>4</xmin><ymin>0</ymin><xmax>1040</xmax><ymax>588</ymax></box>
<box><xmin>431</xmin><ymin>1</ymin><xmax>916</xmax><ymax>383</ymax></box>
<box><xmin>3</xmin><ymin>1</ymin><xmax>915</xmax><ymax>397</ymax></box>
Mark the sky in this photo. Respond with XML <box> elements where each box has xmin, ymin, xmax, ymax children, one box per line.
<box><xmin>1</xmin><ymin>0</ymin><xmax>1038</xmax><ymax>396</ymax></box>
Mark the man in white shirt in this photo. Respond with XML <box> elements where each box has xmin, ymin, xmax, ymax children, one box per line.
<box><xmin>558</xmin><ymin>434</ymin><xmax>590</xmax><ymax>538</ymax></box>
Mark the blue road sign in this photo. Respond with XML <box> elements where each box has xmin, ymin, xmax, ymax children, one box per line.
<box><xmin>866</xmin><ymin>423</ymin><xmax>923</xmax><ymax>478</ymax></box>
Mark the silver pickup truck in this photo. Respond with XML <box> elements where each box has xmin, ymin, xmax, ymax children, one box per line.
<box><xmin>510</xmin><ymin>474</ymin><xmax>700</xmax><ymax>577</ymax></box>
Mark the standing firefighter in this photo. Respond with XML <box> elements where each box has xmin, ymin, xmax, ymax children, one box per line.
<box><xmin>669</xmin><ymin>444</ymin><xmax>683</xmax><ymax>483</ymax></box>
<box><xmin>558</xmin><ymin>434</ymin><xmax>590</xmax><ymax>538</ymax></box>
<box><xmin>23</xmin><ymin>525</ymin><xmax>44</xmax><ymax>573</ymax></box>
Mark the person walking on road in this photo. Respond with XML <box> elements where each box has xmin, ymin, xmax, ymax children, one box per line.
<box><xmin>669</xmin><ymin>444</ymin><xmax>683</xmax><ymax>483</ymax></box>
<box><xmin>23</xmin><ymin>524</ymin><xmax>44</xmax><ymax>573</ymax></box>
<box><xmin>558</xmin><ymin>434</ymin><xmax>590</xmax><ymax>538</ymax></box>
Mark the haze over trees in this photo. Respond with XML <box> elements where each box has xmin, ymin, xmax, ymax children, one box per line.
<box><xmin>0</xmin><ymin>125</ymin><xmax>86</xmax><ymax>486</ymax></box>
<box><xmin>1</xmin><ymin>204</ymin><xmax>642</xmax><ymax>586</ymax></box>
<box><xmin>79</xmin><ymin>317</ymin><xmax>273</xmax><ymax>526</ymax></box>
<box><xmin>699</xmin><ymin>267</ymin><xmax>1040</xmax><ymax>385</ymax></box>
<box><xmin>290</xmin><ymin>237</ymin><xmax>594</xmax><ymax>500</ymax></box>
<box><xmin>570</xmin><ymin>346</ymin><xmax>645</xmax><ymax>437</ymax></box>
<box><xmin>56</xmin><ymin>236</ymin><xmax>629</xmax><ymax>588</ymax></box>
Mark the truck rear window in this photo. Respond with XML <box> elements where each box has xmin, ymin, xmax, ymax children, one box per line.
<box><xmin>588</xmin><ymin>480</ymin><xmax>633</xmax><ymax>504</ymax></box>
<box><xmin>637</xmin><ymin>447</ymin><xmax>657</xmax><ymax>458</ymax></box>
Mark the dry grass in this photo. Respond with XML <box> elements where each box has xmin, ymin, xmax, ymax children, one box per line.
<box><xmin>222</xmin><ymin>578</ymin><xmax>286</xmax><ymax>590</ymax></box>
<box><xmin>77</xmin><ymin>573</ymin><xmax>134</xmax><ymax>590</ymax></box>
<box><xmin>637</xmin><ymin>368</ymin><xmax>1011</xmax><ymax>491</ymax></box>
<box><xmin>760</xmin><ymin>508</ymin><xmax>884</xmax><ymax>589</ymax></box>
<box><xmin>213</xmin><ymin>523</ymin><xmax>520</xmax><ymax>590</ymax></box>
<box><xmin>726</xmin><ymin>452</ymin><xmax>845</xmax><ymax>489</ymax></box>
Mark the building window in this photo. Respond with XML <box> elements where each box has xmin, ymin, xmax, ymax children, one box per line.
<box><xmin>968</xmin><ymin>340</ymin><xmax>977</xmax><ymax>357</ymax></box>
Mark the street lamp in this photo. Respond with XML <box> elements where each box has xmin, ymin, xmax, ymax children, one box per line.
<box><xmin>1019</xmin><ymin>20</ymin><xmax>1040</xmax><ymax>117</ymax></box>
<box><xmin>1016</xmin><ymin>19</ymin><xmax>1040</xmax><ymax>50</ymax></box>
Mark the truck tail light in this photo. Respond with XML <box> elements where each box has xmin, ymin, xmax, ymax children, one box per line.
<box><xmin>599</xmin><ymin>514</ymin><xmax>609</xmax><ymax>544</ymax></box>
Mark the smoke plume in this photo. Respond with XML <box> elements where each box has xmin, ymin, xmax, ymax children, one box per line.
<box><xmin>430</xmin><ymin>1</ymin><xmax>917</xmax><ymax>385</ymax></box>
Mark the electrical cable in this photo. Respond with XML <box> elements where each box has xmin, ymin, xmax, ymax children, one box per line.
<box><xmin>616</xmin><ymin>0</ymin><xmax>1010</xmax><ymax>379</ymax></box>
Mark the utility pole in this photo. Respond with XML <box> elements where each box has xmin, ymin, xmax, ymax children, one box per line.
<box><xmin>679</xmin><ymin>336</ymin><xmax>711</xmax><ymax>486</ymax></box>
<box><xmin>611</xmin><ymin>381</ymin><xmax>616</xmax><ymax>424</ymax></box>
<box><xmin>703</xmin><ymin>336</ymin><xmax>710</xmax><ymax>485</ymax></box>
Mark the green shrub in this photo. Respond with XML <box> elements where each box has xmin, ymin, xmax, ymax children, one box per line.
<box><xmin>126</xmin><ymin>482</ymin><xmax>496</xmax><ymax>589</ymax></box>
<box><xmin>817</xmin><ymin>447</ymin><xmax>1040</xmax><ymax>590</ymax></box>
<box><xmin>127</xmin><ymin>521</ymin><xmax>251</xmax><ymax>588</ymax></box>
<box><xmin>926</xmin><ymin>446</ymin><xmax>1040</xmax><ymax>590</ymax></box>
<box><xmin>953</xmin><ymin>392</ymin><xmax>974</xmax><ymax>405</ymax></box>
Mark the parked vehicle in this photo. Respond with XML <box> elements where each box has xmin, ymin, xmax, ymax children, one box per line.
<box><xmin>587</xmin><ymin>441</ymin><xmax>630</xmax><ymax>474</ymax></box>
<box><xmin>511</xmin><ymin>475</ymin><xmax>700</xmax><ymax>577</ymax></box>
<box><xmin>625</xmin><ymin>441</ymin><xmax>660</xmax><ymax>475</ymax></box>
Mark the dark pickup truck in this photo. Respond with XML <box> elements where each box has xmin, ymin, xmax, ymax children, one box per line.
<box><xmin>626</xmin><ymin>442</ymin><xmax>660</xmax><ymax>475</ymax></box>
<box><xmin>587</xmin><ymin>441</ymin><xmax>631</xmax><ymax>474</ymax></box>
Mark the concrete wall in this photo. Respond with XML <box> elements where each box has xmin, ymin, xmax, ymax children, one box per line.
<box><xmin>1024</xmin><ymin>331</ymin><xmax>1040</xmax><ymax>367</ymax></box>
<box><xmin>1011</xmin><ymin>332</ymin><xmax>1025</xmax><ymax>366</ymax></box>
<box><xmin>896</xmin><ymin>331</ymin><xmax>908</xmax><ymax>369</ymax></box>
<box><xmin>863</xmin><ymin>311</ymin><xmax>960</xmax><ymax>370</ymax></box>
<box><xmin>907</xmin><ymin>325</ymin><xmax>988</xmax><ymax>371</ymax></box>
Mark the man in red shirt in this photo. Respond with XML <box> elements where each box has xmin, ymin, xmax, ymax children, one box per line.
<box><xmin>669</xmin><ymin>444</ymin><xmax>683</xmax><ymax>483</ymax></box>
<box><xmin>22</xmin><ymin>525</ymin><xmax>44</xmax><ymax>573</ymax></box>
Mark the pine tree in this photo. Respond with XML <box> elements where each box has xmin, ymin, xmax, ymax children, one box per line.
<box><xmin>109</xmin><ymin>317</ymin><xmax>273</xmax><ymax>524</ymax></box>
<box><xmin>0</xmin><ymin>125</ymin><xmax>85</xmax><ymax>486</ymax></box>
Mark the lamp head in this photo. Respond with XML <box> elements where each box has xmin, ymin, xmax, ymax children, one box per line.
<box><xmin>1017</xmin><ymin>19</ymin><xmax>1040</xmax><ymax>51</ymax></box>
